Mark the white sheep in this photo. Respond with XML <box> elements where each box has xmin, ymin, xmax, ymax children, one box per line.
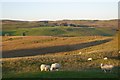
<box><xmin>104</xmin><ymin>57</ymin><xmax>108</xmax><ymax>60</ymax></box>
<box><xmin>119</xmin><ymin>51</ymin><xmax>120</xmax><ymax>53</ymax></box>
<box><xmin>78</xmin><ymin>52</ymin><xmax>82</xmax><ymax>54</ymax></box>
<box><xmin>40</xmin><ymin>64</ymin><xmax>50</xmax><ymax>71</ymax></box>
<box><xmin>100</xmin><ymin>63</ymin><xmax>114</xmax><ymax>73</ymax></box>
<box><xmin>40</xmin><ymin>64</ymin><xmax>46</xmax><ymax>71</ymax></box>
<box><xmin>87</xmin><ymin>58</ymin><xmax>92</xmax><ymax>61</ymax></box>
<box><xmin>50</xmin><ymin>63</ymin><xmax>60</xmax><ymax>71</ymax></box>
<box><xmin>45</xmin><ymin>65</ymin><xmax>50</xmax><ymax>71</ymax></box>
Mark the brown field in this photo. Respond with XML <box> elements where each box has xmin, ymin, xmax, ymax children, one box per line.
<box><xmin>1</xmin><ymin>35</ymin><xmax>119</xmax><ymax>76</ymax></box>
<box><xmin>2</xmin><ymin>36</ymin><xmax>117</xmax><ymax>58</ymax></box>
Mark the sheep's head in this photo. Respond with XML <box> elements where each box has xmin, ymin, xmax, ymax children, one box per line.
<box><xmin>50</xmin><ymin>67</ymin><xmax>53</xmax><ymax>71</ymax></box>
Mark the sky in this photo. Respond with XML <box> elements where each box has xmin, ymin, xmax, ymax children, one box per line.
<box><xmin>0</xmin><ymin>0</ymin><xmax>119</xmax><ymax>21</ymax></box>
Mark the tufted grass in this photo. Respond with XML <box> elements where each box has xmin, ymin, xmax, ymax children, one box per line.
<box><xmin>2</xmin><ymin>70</ymin><xmax>119</xmax><ymax>78</ymax></box>
<box><xmin>2</xmin><ymin>35</ymin><xmax>119</xmax><ymax>78</ymax></box>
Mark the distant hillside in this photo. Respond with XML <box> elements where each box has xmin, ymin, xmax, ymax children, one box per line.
<box><xmin>2</xmin><ymin>19</ymin><xmax>118</xmax><ymax>30</ymax></box>
<box><xmin>2</xmin><ymin>27</ymin><xmax>116</xmax><ymax>36</ymax></box>
<box><xmin>1</xmin><ymin>19</ymin><xmax>118</xmax><ymax>36</ymax></box>
<box><xmin>50</xmin><ymin>19</ymin><xmax>118</xmax><ymax>28</ymax></box>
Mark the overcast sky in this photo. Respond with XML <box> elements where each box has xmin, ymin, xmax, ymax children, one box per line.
<box><xmin>0</xmin><ymin>0</ymin><xmax>119</xmax><ymax>21</ymax></box>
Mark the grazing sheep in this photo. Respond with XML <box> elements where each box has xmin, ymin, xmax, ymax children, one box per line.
<box><xmin>40</xmin><ymin>64</ymin><xmax>46</xmax><ymax>71</ymax></box>
<box><xmin>40</xmin><ymin>64</ymin><xmax>50</xmax><ymax>71</ymax></box>
<box><xmin>100</xmin><ymin>63</ymin><xmax>114</xmax><ymax>73</ymax></box>
<box><xmin>50</xmin><ymin>63</ymin><xmax>60</xmax><ymax>71</ymax></box>
<box><xmin>45</xmin><ymin>65</ymin><xmax>50</xmax><ymax>71</ymax></box>
<box><xmin>104</xmin><ymin>57</ymin><xmax>108</xmax><ymax>60</ymax></box>
<box><xmin>4</xmin><ymin>33</ymin><xmax>9</xmax><ymax>36</ymax></box>
<box><xmin>87</xmin><ymin>58</ymin><xmax>92</xmax><ymax>61</ymax></box>
<box><xmin>119</xmin><ymin>51</ymin><xmax>120</xmax><ymax>53</ymax></box>
<box><xmin>78</xmin><ymin>52</ymin><xmax>82</xmax><ymax>54</ymax></box>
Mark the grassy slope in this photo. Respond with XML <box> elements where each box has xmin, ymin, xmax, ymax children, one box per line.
<box><xmin>1</xmin><ymin>20</ymin><xmax>119</xmax><ymax>78</ymax></box>
<box><xmin>2</xmin><ymin>27</ymin><xmax>116</xmax><ymax>36</ymax></box>
<box><xmin>2</xmin><ymin>19</ymin><xmax>118</xmax><ymax>30</ymax></box>
<box><xmin>2</xmin><ymin>36</ymin><xmax>119</xmax><ymax>78</ymax></box>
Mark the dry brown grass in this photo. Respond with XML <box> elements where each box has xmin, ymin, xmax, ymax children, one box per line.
<box><xmin>2</xmin><ymin>36</ymin><xmax>110</xmax><ymax>51</ymax></box>
<box><xmin>1</xmin><ymin>36</ymin><xmax>119</xmax><ymax>74</ymax></box>
<box><xmin>2</xmin><ymin>36</ymin><xmax>113</xmax><ymax>58</ymax></box>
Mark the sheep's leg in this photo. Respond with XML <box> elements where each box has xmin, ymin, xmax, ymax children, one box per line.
<box><xmin>109</xmin><ymin>70</ymin><xmax>111</xmax><ymax>73</ymax></box>
<box><xmin>43</xmin><ymin>69</ymin><xmax>46</xmax><ymax>71</ymax></box>
<box><xmin>45</xmin><ymin>68</ymin><xmax>48</xmax><ymax>71</ymax></box>
<box><xmin>52</xmin><ymin>68</ymin><xmax>55</xmax><ymax>71</ymax></box>
<box><xmin>104</xmin><ymin>70</ymin><xmax>106</xmax><ymax>73</ymax></box>
<box><xmin>56</xmin><ymin>69</ymin><xmax>59</xmax><ymax>71</ymax></box>
<box><xmin>47</xmin><ymin>69</ymin><xmax>50</xmax><ymax>71</ymax></box>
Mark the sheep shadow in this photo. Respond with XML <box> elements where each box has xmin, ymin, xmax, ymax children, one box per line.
<box><xmin>2</xmin><ymin>38</ymin><xmax>113</xmax><ymax>58</ymax></box>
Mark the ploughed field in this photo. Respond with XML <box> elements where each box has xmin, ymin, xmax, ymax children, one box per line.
<box><xmin>2</xmin><ymin>36</ymin><xmax>119</xmax><ymax>78</ymax></box>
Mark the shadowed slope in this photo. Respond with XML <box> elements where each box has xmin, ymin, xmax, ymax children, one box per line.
<box><xmin>2</xmin><ymin>38</ymin><xmax>112</xmax><ymax>58</ymax></box>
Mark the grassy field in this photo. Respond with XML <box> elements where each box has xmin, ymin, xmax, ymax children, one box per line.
<box><xmin>2</xmin><ymin>36</ymin><xmax>117</xmax><ymax>57</ymax></box>
<box><xmin>2</xmin><ymin>35</ymin><xmax>119</xmax><ymax>78</ymax></box>
<box><xmin>2</xmin><ymin>26</ymin><xmax>116</xmax><ymax>36</ymax></box>
<box><xmin>1</xmin><ymin>16</ymin><xmax>119</xmax><ymax>79</ymax></box>
<box><xmin>2</xmin><ymin>70</ymin><xmax>118</xmax><ymax>78</ymax></box>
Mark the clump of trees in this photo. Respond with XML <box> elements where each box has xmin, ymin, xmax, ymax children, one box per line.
<box><xmin>39</xmin><ymin>21</ymin><xmax>90</xmax><ymax>27</ymax></box>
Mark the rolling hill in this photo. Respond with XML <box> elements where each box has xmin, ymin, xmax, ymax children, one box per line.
<box><xmin>1</xmin><ymin>19</ymin><xmax>119</xmax><ymax>78</ymax></box>
<box><xmin>1</xmin><ymin>19</ymin><xmax>118</xmax><ymax>36</ymax></box>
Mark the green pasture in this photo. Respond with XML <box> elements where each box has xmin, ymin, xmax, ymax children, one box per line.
<box><xmin>2</xmin><ymin>70</ymin><xmax>118</xmax><ymax>78</ymax></box>
<box><xmin>2</xmin><ymin>27</ymin><xmax>116</xmax><ymax>36</ymax></box>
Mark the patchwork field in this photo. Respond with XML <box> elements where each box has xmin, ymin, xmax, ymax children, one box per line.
<box><xmin>2</xmin><ymin>35</ymin><xmax>119</xmax><ymax>78</ymax></box>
